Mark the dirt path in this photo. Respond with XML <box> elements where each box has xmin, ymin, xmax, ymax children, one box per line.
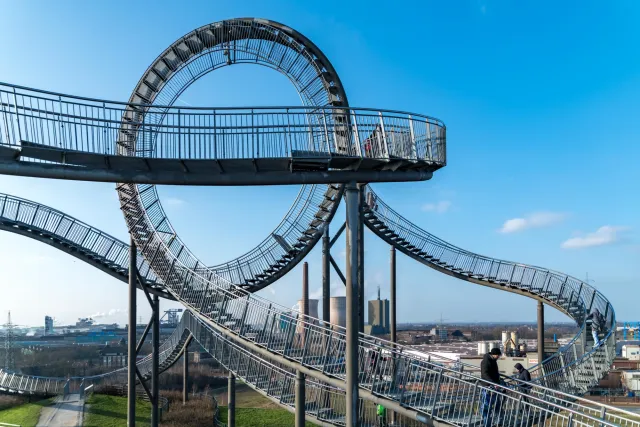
<box><xmin>36</xmin><ymin>394</ymin><xmax>84</xmax><ymax>427</ymax></box>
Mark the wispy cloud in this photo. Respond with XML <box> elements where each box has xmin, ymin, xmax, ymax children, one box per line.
<box><xmin>499</xmin><ymin>212</ymin><xmax>566</xmax><ymax>233</ymax></box>
<box><xmin>561</xmin><ymin>226</ymin><xmax>629</xmax><ymax>249</ymax></box>
<box><xmin>309</xmin><ymin>287</ymin><xmax>323</xmax><ymax>300</ymax></box>
<box><xmin>165</xmin><ymin>197</ymin><xmax>185</xmax><ymax>207</ymax></box>
<box><xmin>422</xmin><ymin>200</ymin><xmax>452</xmax><ymax>214</ymax></box>
<box><xmin>88</xmin><ymin>309</ymin><xmax>123</xmax><ymax>319</ymax></box>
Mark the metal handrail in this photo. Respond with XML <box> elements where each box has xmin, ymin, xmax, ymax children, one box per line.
<box><xmin>0</xmin><ymin>86</ymin><xmax>445</xmax><ymax>165</ymax></box>
<box><xmin>0</xmin><ymin>189</ymin><xmax>627</xmax><ymax>424</ymax></box>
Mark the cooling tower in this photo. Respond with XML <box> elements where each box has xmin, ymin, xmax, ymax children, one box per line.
<box><xmin>329</xmin><ymin>296</ymin><xmax>347</xmax><ymax>330</ymax></box>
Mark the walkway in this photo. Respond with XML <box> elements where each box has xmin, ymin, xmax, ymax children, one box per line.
<box><xmin>36</xmin><ymin>394</ymin><xmax>84</xmax><ymax>427</ymax></box>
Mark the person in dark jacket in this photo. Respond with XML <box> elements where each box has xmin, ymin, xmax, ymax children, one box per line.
<box><xmin>586</xmin><ymin>308</ymin><xmax>605</xmax><ymax>347</ymax></box>
<box><xmin>480</xmin><ymin>348</ymin><xmax>502</xmax><ymax>426</ymax></box>
<box><xmin>481</xmin><ymin>348</ymin><xmax>502</xmax><ymax>384</ymax></box>
<box><xmin>514</xmin><ymin>363</ymin><xmax>532</xmax><ymax>394</ymax></box>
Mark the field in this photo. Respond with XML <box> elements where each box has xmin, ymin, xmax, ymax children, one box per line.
<box><xmin>83</xmin><ymin>394</ymin><xmax>151</xmax><ymax>427</ymax></box>
<box><xmin>0</xmin><ymin>397</ymin><xmax>51</xmax><ymax>426</ymax></box>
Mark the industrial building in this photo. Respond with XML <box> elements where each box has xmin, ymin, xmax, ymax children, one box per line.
<box><xmin>44</xmin><ymin>316</ymin><xmax>54</xmax><ymax>336</ymax></box>
<box><xmin>365</xmin><ymin>287</ymin><xmax>390</xmax><ymax>336</ymax></box>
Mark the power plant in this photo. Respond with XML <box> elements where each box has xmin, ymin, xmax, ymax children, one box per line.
<box><xmin>329</xmin><ymin>296</ymin><xmax>346</xmax><ymax>330</ymax></box>
<box><xmin>365</xmin><ymin>286</ymin><xmax>390</xmax><ymax>335</ymax></box>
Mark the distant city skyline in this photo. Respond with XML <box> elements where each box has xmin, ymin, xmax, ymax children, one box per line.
<box><xmin>0</xmin><ymin>1</ymin><xmax>638</xmax><ymax>327</ymax></box>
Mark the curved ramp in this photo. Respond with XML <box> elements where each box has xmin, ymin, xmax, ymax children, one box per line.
<box><xmin>0</xmin><ymin>192</ymin><xmax>627</xmax><ymax>425</ymax></box>
<box><xmin>362</xmin><ymin>186</ymin><xmax>615</xmax><ymax>394</ymax></box>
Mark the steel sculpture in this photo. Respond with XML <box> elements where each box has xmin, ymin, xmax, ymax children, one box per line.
<box><xmin>0</xmin><ymin>16</ymin><xmax>626</xmax><ymax>427</ymax></box>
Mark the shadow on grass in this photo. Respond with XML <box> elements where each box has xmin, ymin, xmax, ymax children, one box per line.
<box><xmin>83</xmin><ymin>407</ymin><xmax>149</xmax><ymax>424</ymax></box>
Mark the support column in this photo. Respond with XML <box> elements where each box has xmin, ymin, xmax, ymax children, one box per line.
<box><xmin>183</xmin><ymin>348</ymin><xmax>189</xmax><ymax>405</ymax></box>
<box><xmin>302</xmin><ymin>262</ymin><xmax>309</xmax><ymax>320</ymax></box>
<box><xmin>390</xmin><ymin>246</ymin><xmax>397</xmax><ymax>425</ymax></box>
<box><xmin>151</xmin><ymin>294</ymin><xmax>160</xmax><ymax>427</ymax></box>
<box><xmin>295</xmin><ymin>370</ymin><xmax>306</xmax><ymax>427</ymax></box>
<box><xmin>537</xmin><ymin>301</ymin><xmax>545</xmax><ymax>366</ymax></box>
<box><xmin>345</xmin><ymin>181</ymin><xmax>360</xmax><ymax>427</ymax></box>
<box><xmin>390</xmin><ymin>247</ymin><xmax>397</xmax><ymax>345</ymax></box>
<box><xmin>322</xmin><ymin>226</ymin><xmax>330</xmax><ymax>326</ymax></box>
<box><xmin>357</xmin><ymin>184</ymin><xmax>365</xmax><ymax>334</ymax></box>
<box><xmin>127</xmin><ymin>239</ymin><xmax>137</xmax><ymax>427</ymax></box>
<box><xmin>301</xmin><ymin>262</ymin><xmax>309</xmax><ymax>349</ymax></box>
<box><xmin>228</xmin><ymin>371</ymin><xmax>236</xmax><ymax>427</ymax></box>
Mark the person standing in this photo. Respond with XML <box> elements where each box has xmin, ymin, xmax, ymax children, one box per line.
<box><xmin>514</xmin><ymin>363</ymin><xmax>532</xmax><ymax>395</ymax></box>
<box><xmin>480</xmin><ymin>348</ymin><xmax>502</xmax><ymax>427</ymax></box>
<box><xmin>376</xmin><ymin>404</ymin><xmax>387</xmax><ymax>427</ymax></box>
<box><xmin>586</xmin><ymin>308</ymin><xmax>606</xmax><ymax>347</ymax></box>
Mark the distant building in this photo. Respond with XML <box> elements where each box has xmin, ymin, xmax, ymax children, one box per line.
<box><xmin>44</xmin><ymin>316</ymin><xmax>54</xmax><ymax>336</ymax></box>
<box><xmin>366</xmin><ymin>287</ymin><xmax>389</xmax><ymax>335</ymax></box>
<box><xmin>99</xmin><ymin>344</ymin><xmax>127</xmax><ymax>368</ymax></box>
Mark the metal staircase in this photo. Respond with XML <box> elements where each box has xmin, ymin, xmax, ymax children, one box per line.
<box><xmin>361</xmin><ymin>186</ymin><xmax>615</xmax><ymax>395</ymax></box>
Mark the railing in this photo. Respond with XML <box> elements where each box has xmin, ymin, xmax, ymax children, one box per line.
<box><xmin>0</xmin><ymin>193</ymin><xmax>169</xmax><ymax>296</ymax></box>
<box><xmin>0</xmin><ymin>82</ymin><xmax>445</xmax><ymax>167</ymax></box>
<box><xmin>362</xmin><ymin>186</ymin><xmax>616</xmax><ymax>396</ymax></box>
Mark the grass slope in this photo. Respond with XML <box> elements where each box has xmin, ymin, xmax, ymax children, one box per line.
<box><xmin>0</xmin><ymin>398</ymin><xmax>51</xmax><ymax>427</ymax></box>
<box><xmin>217</xmin><ymin>406</ymin><xmax>317</xmax><ymax>426</ymax></box>
<box><xmin>84</xmin><ymin>394</ymin><xmax>151</xmax><ymax>427</ymax></box>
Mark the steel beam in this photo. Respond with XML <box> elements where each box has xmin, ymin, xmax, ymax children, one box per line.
<box><xmin>538</xmin><ymin>301</ymin><xmax>545</xmax><ymax>366</ymax></box>
<box><xmin>302</xmin><ymin>262</ymin><xmax>309</xmax><ymax>346</ymax></box>
<box><xmin>183</xmin><ymin>349</ymin><xmax>189</xmax><ymax>404</ymax></box>
<box><xmin>151</xmin><ymin>293</ymin><xmax>160</xmax><ymax>427</ymax></box>
<box><xmin>344</xmin><ymin>181</ymin><xmax>359</xmax><ymax>427</ymax></box>
<box><xmin>390</xmin><ymin>246</ymin><xmax>397</xmax><ymax>345</ymax></box>
<box><xmin>390</xmin><ymin>246</ymin><xmax>397</xmax><ymax>425</ymax></box>
<box><xmin>127</xmin><ymin>239</ymin><xmax>137</xmax><ymax>427</ymax></box>
<box><xmin>295</xmin><ymin>371</ymin><xmax>306</xmax><ymax>427</ymax></box>
<box><xmin>228</xmin><ymin>371</ymin><xmax>236</xmax><ymax>427</ymax></box>
<box><xmin>357</xmin><ymin>184</ymin><xmax>365</xmax><ymax>334</ymax></box>
<box><xmin>0</xmin><ymin>161</ymin><xmax>434</xmax><ymax>186</ymax></box>
<box><xmin>322</xmin><ymin>226</ymin><xmax>330</xmax><ymax>326</ymax></box>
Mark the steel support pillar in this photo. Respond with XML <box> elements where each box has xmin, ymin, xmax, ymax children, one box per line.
<box><xmin>151</xmin><ymin>293</ymin><xmax>160</xmax><ymax>427</ymax></box>
<box><xmin>357</xmin><ymin>184</ymin><xmax>365</xmax><ymax>334</ymax></box>
<box><xmin>322</xmin><ymin>226</ymin><xmax>330</xmax><ymax>326</ymax></box>
<box><xmin>390</xmin><ymin>246</ymin><xmax>397</xmax><ymax>425</ymax></box>
<box><xmin>295</xmin><ymin>370</ymin><xmax>306</xmax><ymax>427</ymax></box>
<box><xmin>228</xmin><ymin>371</ymin><xmax>236</xmax><ymax>427</ymax></box>
<box><xmin>345</xmin><ymin>181</ymin><xmax>360</xmax><ymax>427</ymax></box>
<box><xmin>183</xmin><ymin>348</ymin><xmax>189</xmax><ymax>404</ymax></box>
<box><xmin>538</xmin><ymin>301</ymin><xmax>545</xmax><ymax>365</ymax></box>
<box><xmin>390</xmin><ymin>247</ymin><xmax>397</xmax><ymax>345</ymax></box>
<box><xmin>127</xmin><ymin>239</ymin><xmax>137</xmax><ymax>427</ymax></box>
<box><xmin>302</xmin><ymin>262</ymin><xmax>309</xmax><ymax>346</ymax></box>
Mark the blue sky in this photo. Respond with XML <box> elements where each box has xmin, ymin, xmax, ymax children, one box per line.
<box><xmin>0</xmin><ymin>1</ymin><xmax>638</xmax><ymax>327</ymax></box>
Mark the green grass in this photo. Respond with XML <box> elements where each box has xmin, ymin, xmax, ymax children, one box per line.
<box><xmin>217</xmin><ymin>406</ymin><xmax>317</xmax><ymax>426</ymax></box>
<box><xmin>84</xmin><ymin>394</ymin><xmax>151</xmax><ymax>427</ymax></box>
<box><xmin>0</xmin><ymin>398</ymin><xmax>51</xmax><ymax>427</ymax></box>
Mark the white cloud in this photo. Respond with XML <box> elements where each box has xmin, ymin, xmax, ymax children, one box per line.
<box><xmin>88</xmin><ymin>308</ymin><xmax>123</xmax><ymax>319</ymax></box>
<box><xmin>309</xmin><ymin>287</ymin><xmax>323</xmax><ymax>300</ymax></box>
<box><xmin>561</xmin><ymin>226</ymin><xmax>629</xmax><ymax>249</ymax></box>
<box><xmin>165</xmin><ymin>197</ymin><xmax>185</xmax><ymax>207</ymax></box>
<box><xmin>421</xmin><ymin>200</ymin><xmax>452</xmax><ymax>214</ymax></box>
<box><xmin>499</xmin><ymin>212</ymin><xmax>566</xmax><ymax>233</ymax></box>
